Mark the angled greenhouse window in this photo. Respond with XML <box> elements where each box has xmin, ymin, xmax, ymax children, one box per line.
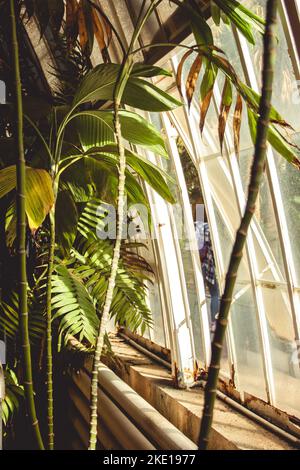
<box><xmin>148</xmin><ymin>0</ymin><xmax>300</xmax><ymax>423</ymax></box>
<box><xmin>119</xmin><ymin>0</ymin><xmax>300</xmax><ymax>430</ymax></box>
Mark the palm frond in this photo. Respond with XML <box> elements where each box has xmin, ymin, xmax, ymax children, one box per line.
<box><xmin>1</xmin><ymin>368</ymin><xmax>24</xmax><ymax>427</ymax></box>
<box><xmin>74</xmin><ymin>235</ymin><xmax>153</xmax><ymax>334</ymax></box>
<box><xmin>0</xmin><ymin>290</ymin><xmax>45</xmax><ymax>341</ymax></box>
<box><xmin>51</xmin><ymin>264</ymin><xmax>99</xmax><ymax>350</ymax></box>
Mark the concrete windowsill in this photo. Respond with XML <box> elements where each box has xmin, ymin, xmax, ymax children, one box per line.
<box><xmin>102</xmin><ymin>334</ymin><xmax>296</xmax><ymax>450</ymax></box>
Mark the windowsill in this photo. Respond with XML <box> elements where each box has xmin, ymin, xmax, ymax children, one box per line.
<box><xmin>102</xmin><ymin>333</ymin><xmax>296</xmax><ymax>450</ymax></box>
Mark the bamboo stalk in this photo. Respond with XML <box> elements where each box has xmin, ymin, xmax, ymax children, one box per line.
<box><xmin>45</xmin><ymin>205</ymin><xmax>56</xmax><ymax>450</ymax></box>
<box><xmin>9</xmin><ymin>0</ymin><xmax>44</xmax><ymax>450</ymax></box>
<box><xmin>88</xmin><ymin>98</ymin><xmax>127</xmax><ymax>450</ymax></box>
<box><xmin>198</xmin><ymin>0</ymin><xmax>279</xmax><ymax>450</ymax></box>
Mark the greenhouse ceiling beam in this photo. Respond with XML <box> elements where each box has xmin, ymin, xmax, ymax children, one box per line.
<box><xmin>124</xmin><ymin>0</ymin><xmax>211</xmax><ymax>65</ymax></box>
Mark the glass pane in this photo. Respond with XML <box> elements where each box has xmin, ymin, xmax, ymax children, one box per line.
<box><xmin>171</xmin><ymin>0</ymin><xmax>300</xmax><ymax>419</ymax></box>
<box><xmin>245</xmin><ymin>0</ymin><xmax>300</xmax><ymax>131</ymax></box>
<box><xmin>129</xmin><ymin>214</ymin><xmax>167</xmax><ymax>347</ymax></box>
<box><xmin>164</xmin><ymin>139</ymin><xmax>206</xmax><ymax>364</ymax></box>
<box><xmin>173</xmin><ymin>55</ymin><xmax>268</xmax><ymax>384</ymax></box>
<box><xmin>274</xmin><ymin>150</ymin><xmax>300</xmax><ymax>286</ymax></box>
<box><xmin>244</xmin><ymin>0</ymin><xmax>300</xmax><ymax>287</ymax></box>
<box><xmin>230</xmin><ymin>282</ymin><xmax>268</xmax><ymax>401</ymax></box>
<box><xmin>211</xmin><ymin>200</ymin><xmax>235</xmax><ymax>378</ymax></box>
<box><xmin>148</xmin><ymin>281</ymin><xmax>166</xmax><ymax>347</ymax></box>
<box><xmin>262</xmin><ymin>286</ymin><xmax>300</xmax><ymax>416</ymax></box>
<box><xmin>176</xmin><ymin>136</ymin><xmax>214</xmax><ymax>364</ymax></box>
<box><xmin>212</xmin><ymin>200</ymin><xmax>267</xmax><ymax>398</ymax></box>
<box><xmin>240</xmin><ymin>147</ymin><xmax>286</xmax><ymax>279</ymax></box>
<box><xmin>212</xmin><ymin>18</ymin><xmax>254</xmax><ymax>154</ymax></box>
<box><xmin>151</xmin><ymin>114</ymin><xmax>207</xmax><ymax>364</ymax></box>
<box><xmin>186</xmin><ymin>87</ymin><xmax>268</xmax><ymax>398</ymax></box>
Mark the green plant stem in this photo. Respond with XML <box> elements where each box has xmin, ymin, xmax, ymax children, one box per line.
<box><xmin>45</xmin><ymin>167</ymin><xmax>59</xmax><ymax>450</ymax></box>
<box><xmin>45</xmin><ymin>204</ymin><xmax>56</xmax><ymax>450</ymax></box>
<box><xmin>9</xmin><ymin>0</ymin><xmax>44</xmax><ymax>450</ymax></box>
<box><xmin>198</xmin><ymin>0</ymin><xmax>278</xmax><ymax>450</ymax></box>
<box><xmin>88</xmin><ymin>0</ymin><xmax>163</xmax><ymax>451</ymax></box>
<box><xmin>87</xmin><ymin>99</ymin><xmax>127</xmax><ymax>450</ymax></box>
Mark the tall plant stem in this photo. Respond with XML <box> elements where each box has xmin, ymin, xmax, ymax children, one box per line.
<box><xmin>45</xmin><ymin>203</ymin><xmax>56</xmax><ymax>450</ymax></box>
<box><xmin>88</xmin><ymin>97</ymin><xmax>127</xmax><ymax>450</ymax></box>
<box><xmin>88</xmin><ymin>0</ymin><xmax>163</xmax><ymax>450</ymax></box>
<box><xmin>198</xmin><ymin>0</ymin><xmax>278</xmax><ymax>450</ymax></box>
<box><xmin>9</xmin><ymin>0</ymin><xmax>44</xmax><ymax>450</ymax></box>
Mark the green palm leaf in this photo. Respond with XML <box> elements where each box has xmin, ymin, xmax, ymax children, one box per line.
<box><xmin>51</xmin><ymin>264</ymin><xmax>99</xmax><ymax>350</ymax></box>
<box><xmin>0</xmin><ymin>166</ymin><xmax>54</xmax><ymax>230</ymax></box>
<box><xmin>84</xmin><ymin>144</ymin><xmax>175</xmax><ymax>203</ymax></box>
<box><xmin>72</xmin><ymin>63</ymin><xmax>181</xmax><ymax>112</ymax></box>
<box><xmin>74</xmin><ymin>201</ymin><xmax>153</xmax><ymax>334</ymax></box>
<box><xmin>1</xmin><ymin>368</ymin><xmax>24</xmax><ymax>427</ymax></box>
<box><xmin>74</xmin><ymin>109</ymin><xmax>168</xmax><ymax>157</ymax></box>
<box><xmin>0</xmin><ymin>291</ymin><xmax>45</xmax><ymax>341</ymax></box>
<box><xmin>55</xmin><ymin>188</ymin><xmax>78</xmax><ymax>257</ymax></box>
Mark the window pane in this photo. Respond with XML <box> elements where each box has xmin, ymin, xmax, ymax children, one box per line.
<box><xmin>244</xmin><ymin>0</ymin><xmax>300</xmax><ymax>287</ymax></box>
<box><xmin>148</xmin><ymin>281</ymin><xmax>166</xmax><ymax>347</ymax></box>
<box><xmin>150</xmin><ymin>113</ymin><xmax>208</xmax><ymax>365</ymax></box>
<box><xmin>170</xmin><ymin>4</ymin><xmax>300</xmax><ymax>418</ymax></box>
<box><xmin>262</xmin><ymin>286</ymin><xmax>300</xmax><ymax>416</ymax></box>
<box><xmin>240</xmin><ymin>148</ymin><xmax>286</xmax><ymax>280</ymax></box>
<box><xmin>230</xmin><ymin>283</ymin><xmax>268</xmax><ymax>401</ymax></box>
<box><xmin>246</xmin><ymin>0</ymin><xmax>300</xmax><ymax>131</ymax></box>
<box><xmin>163</xmin><ymin>134</ymin><xmax>206</xmax><ymax>364</ymax></box>
<box><xmin>274</xmin><ymin>151</ymin><xmax>300</xmax><ymax>286</ymax></box>
<box><xmin>212</xmin><ymin>199</ymin><xmax>267</xmax><ymax>399</ymax></box>
<box><xmin>129</xmin><ymin>227</ymin><xmax>167</xmax><ymax>347</ymax></box>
